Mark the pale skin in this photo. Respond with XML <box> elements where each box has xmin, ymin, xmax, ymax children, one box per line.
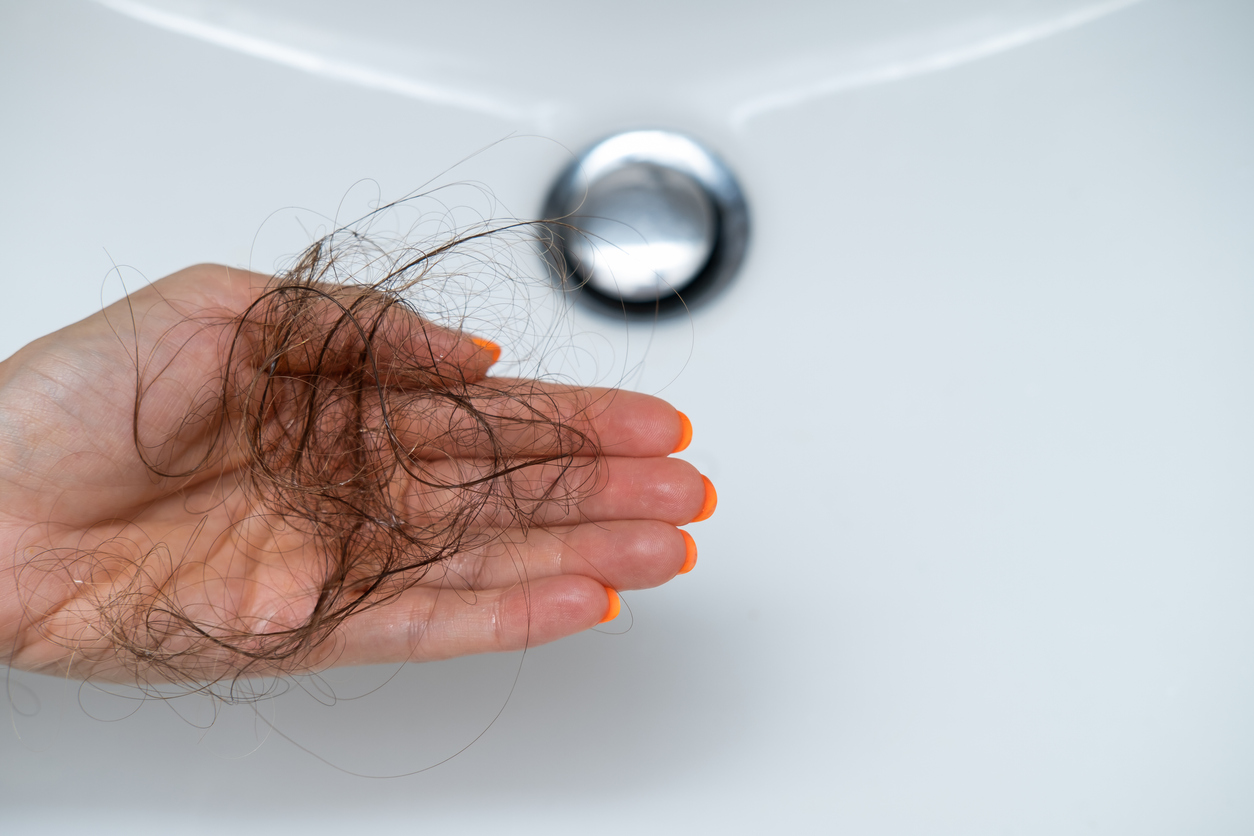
<box><xmin>0</xmin><ymin>264</ymin><xmax>713</xmax><ymax>684</ymax></box>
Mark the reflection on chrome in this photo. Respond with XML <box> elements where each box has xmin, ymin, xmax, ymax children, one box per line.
<box><xmin>542</xmin><ymin>131</ymin><xmax>749</xmax><ymax>317</ymax></box>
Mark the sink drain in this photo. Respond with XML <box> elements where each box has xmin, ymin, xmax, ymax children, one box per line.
<box><xmin>541</xmin><ymin>130</ymin><xmax>749</xmax><ymax>316</ymax></box>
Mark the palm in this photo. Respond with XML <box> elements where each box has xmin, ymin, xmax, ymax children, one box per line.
<box><xmin>0</xmin><ymin>265</ymin><xmax>710</xmax><ymax>684</ymax></box>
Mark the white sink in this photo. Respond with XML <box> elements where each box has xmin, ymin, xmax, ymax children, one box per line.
<box><xmin>2</xmin><ymin>0</ymin><xmax>1252</xmax><ymax>832</ymax></box>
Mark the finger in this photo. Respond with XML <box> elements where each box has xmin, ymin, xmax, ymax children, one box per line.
<box><xmin>317</xmin><ymin>574</ymin><xmax>616</xmax><ymax>666</ymax></box>
<box><xmin>396</xmin><ymin>455</ymin><xmax>715</xmax><ymax>528</ymax></box>
<box><xmin>374</xmin><ymin>382</ymin><xmax>689</xmax><ymax>459</ymax></box>
<box><xmin>424</xmin><ymin>520</ymin><xmax>696</xmax><ymax>592</ymax></box>
<box><xmin>240</xmin><ymin>281</ymin><xmax>498</xmax><ymax>385</ymax></box>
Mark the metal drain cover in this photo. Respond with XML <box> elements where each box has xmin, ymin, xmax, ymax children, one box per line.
<box><xmin>542</xmin><ymin>130</ymin><xmax>749</xmax><ymax>316</ymax></box>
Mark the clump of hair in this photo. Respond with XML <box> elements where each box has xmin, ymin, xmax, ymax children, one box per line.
<box><xmin>78</xmin><ymin>215</ymin><xmax>598</xmax><ymax>691</ymax></box>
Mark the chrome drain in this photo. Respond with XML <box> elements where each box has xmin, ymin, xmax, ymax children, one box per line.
<box><xmin>541</xmin><ymin>130</ymin><xmax>749</xmax><ymax>316</ymax></box>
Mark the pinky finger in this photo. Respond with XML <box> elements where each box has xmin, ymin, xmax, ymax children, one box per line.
<box><xmin>314</xmin><ymin>575</ymin><xmax>618</xmax><ymax>668</ymax></box>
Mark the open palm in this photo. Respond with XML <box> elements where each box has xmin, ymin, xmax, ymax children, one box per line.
<box><xmin>0</xmin><ymin>265</ymin><xmax>711</xmax><ymax>684</ymax></box>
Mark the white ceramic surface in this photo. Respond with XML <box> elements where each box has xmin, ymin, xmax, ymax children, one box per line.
<box><xmin>2</xmin><ymin>0</ymin><xmax>1253</xmax><ymax>832</ymax></box>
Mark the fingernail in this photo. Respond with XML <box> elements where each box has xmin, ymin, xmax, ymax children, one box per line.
<box><xmin>470</xmin><ymin>337</ymin><xmax>501</xmax><ymax>364</ymax></box>
<box><xmin>679</xmin><ymin>530</ymin><xmax>698</xmax><ymax>574</ymax></box>
<box><xmin>672</xmin><ymin>411</ymin><xmax>693</xmax><ymax>454</ymax></box>
<box><xmin>691</xmin><ymin>475</ymin><xmax>718</xmax><ymax>523</ymax></box>
<box><xmin>599</xmin><ymin>587</ymin><xmax>621</xmax><ymax>623</ymax></box>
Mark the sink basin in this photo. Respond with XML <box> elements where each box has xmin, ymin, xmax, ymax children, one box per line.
<box><xmin>2</xmin><ymin>0</ymin><xmax>1253</xmax><ymax>832</ymax></box>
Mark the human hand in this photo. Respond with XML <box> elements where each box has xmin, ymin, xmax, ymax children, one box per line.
<box><xmin>0</xmin><ymin>264</ymin><xmax>714</xmax><ymax>685</ymax></box>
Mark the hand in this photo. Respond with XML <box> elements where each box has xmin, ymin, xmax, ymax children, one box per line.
<box><xmin>0</xmin><ymin>264</ymin><xmax>714</xmax><ymax>684</ymax></box>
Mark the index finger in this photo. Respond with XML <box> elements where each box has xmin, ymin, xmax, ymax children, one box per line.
<box><xmin>239</xmin><ymin>280</ymin><xmax>500</xmax><ymax>386</ymax></box>
<box><xmin>374</xmin><ymin>381</ymin><xmax>692</xmax><ymax>460</ymax></box>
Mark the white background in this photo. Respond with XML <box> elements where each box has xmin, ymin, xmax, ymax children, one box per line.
<box><xmin>2</xmin><ymin>0</ymin><xmax>1253</xmax><ymax>832</ymax></box>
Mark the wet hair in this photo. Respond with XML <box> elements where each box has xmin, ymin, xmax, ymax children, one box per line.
<box><xmin>61</xmin><ymin>215</ymin><xmax>600</xmax><ymax>691</ymax></box>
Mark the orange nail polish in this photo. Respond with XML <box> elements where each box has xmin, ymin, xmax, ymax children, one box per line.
<box><xmin>470</xmin><ymin>337</ymin><xmax>501</xmax><ymax>364</ymax></box>
<box><xmin>672</xmin><ymin>411</ymin><xmax>693</xmax><ymax>454</ymax></box>
<box><xmin>679</xmin><ymin>530</ymin><xmax>698</xmax><ymax>574</ymax></box>
<box><xmin>691</xmin><ymin>475</ymin><xmax>718</xmax><ymax>523</ymax></box>
<box><xmin>599</xmin><ymin>587</ymin><xmax>621</xmax><ymax>623</ymax></box>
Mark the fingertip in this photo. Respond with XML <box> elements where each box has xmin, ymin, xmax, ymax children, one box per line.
<box><xmin>678</xmin><ymin>529</ymin><xmax>698</xmax><ymax>574</ymax></box>
<box><xmin>672</xmin><ymin>411</ymin><xmax>693</xmax><ymax>454</ymax></box>
<box><xmin>470</xmin><ymin>336</ymin><xmax>502</xmax><ymax>365</ymax></box>
<box><xmin>599</xmin><ymin>587</ymin><xmax>621</xmax><ymax>623</ymax></box>
<box><xmin>690</xmin><ymin>475</ymin><xmax>718</xmax><ymax>523</ymax></box>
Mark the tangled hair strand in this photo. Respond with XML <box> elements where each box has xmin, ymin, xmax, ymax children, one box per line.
<box><xmin>82</xmin><ymin>217</ymin><xmax>600</xmax><ymax>689</ymax></box>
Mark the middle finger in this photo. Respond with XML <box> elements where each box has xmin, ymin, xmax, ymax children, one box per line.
<box><xmin>391</xmin><ymin>455</ymin><xmax>712</xmax><ymax>529</ymax></box>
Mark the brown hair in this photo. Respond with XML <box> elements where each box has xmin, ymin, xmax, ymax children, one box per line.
<box><xmin>89</xmin><ymin>218</ymin><xmax>600</xmax><ymax>688</ymax></box>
